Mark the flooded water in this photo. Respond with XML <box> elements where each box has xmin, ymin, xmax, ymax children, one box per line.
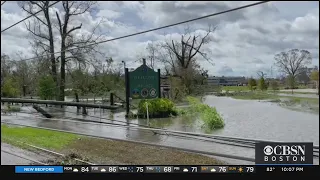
<box><xmin>1</xmin><ymin>95</ymin><xmax>319</xmax><ymax>164</ymax></box>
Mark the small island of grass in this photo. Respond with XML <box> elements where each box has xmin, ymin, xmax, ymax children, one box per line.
<box><xmin>132</xmin><ymin>97</ymin><xmax>225</xmax><ymax>130</ymax></box>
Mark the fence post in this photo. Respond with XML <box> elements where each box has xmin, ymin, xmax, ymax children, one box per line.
<box><xmin>125</xmin><ymin>68</ymin><xmax>130</xmax><ymax>117</ymax></box>
<box><xmin>110</xmin><ymin>93</ymin><xmax>114</xmax><ymax>106</ymax></box>
<box><xmin>99</xmin><ymin>105</ymin><xmax>101</xmax><ymax>122</ymax></box>
<box><xmin>146</xmin><ymin>102</ymin><xmax>149</xmax><ymax>127</ymax></box>
<box><xmin>82</xmin><ymin>106</ymin><xmax>87</xmax><ymax>115</ymax></box>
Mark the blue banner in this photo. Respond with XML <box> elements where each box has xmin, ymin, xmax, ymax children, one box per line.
<box><xmin>15</xmin><ymin>166</ymin><xmax>63</xmax><ymax>173</ymax></box>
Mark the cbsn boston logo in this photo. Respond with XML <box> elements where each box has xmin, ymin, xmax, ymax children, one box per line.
<box><xmin>255</xmin><ymin>142</ymin><xmax>313</xmax><ymax>165</ymax></box>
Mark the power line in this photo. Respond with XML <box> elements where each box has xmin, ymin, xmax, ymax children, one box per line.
<box><xmin>1</xmin><ymin>1</ymin><xmax>60</xmax><ymax>33</ymax></box>
<box><xmin>8</xmin><ymin>1</ymin><xmax>270</xmax><ymax>62</ymax></box>
<box><xmin>2</xmin><ymin>1</ymin><xmax>269</xmax><ymax>98</ymax></box>
<box><xmin>1</xmin><ymin>1</ymin><xmax>6</xmax><ymax>6</ymax></box>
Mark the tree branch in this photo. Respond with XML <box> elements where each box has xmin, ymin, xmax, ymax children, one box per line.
<box><xmin>67</xmin><ymin>23</ymin><xmax>82</xmax><ymax>35</ymax></box>
<box><xmin>24</xmin><ymin>21</ymin><xmax>50</xmax><ymax>41</ymax></box>
<box><xmin>55</xmin><ymin>11</ymin><xmax>62</xmax><ymax>35</ymax></box>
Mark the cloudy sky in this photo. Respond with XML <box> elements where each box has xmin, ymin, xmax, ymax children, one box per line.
<box><xmin>1</xmin><ymin>1</ymin><xmax>319</xmax><ymax>77</ymax></box>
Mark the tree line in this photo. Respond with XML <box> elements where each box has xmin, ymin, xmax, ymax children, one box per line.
<box><xmin>1</xmin><ymin>2</ymin><xmax>319</xmax><ymax>100</ymax></box>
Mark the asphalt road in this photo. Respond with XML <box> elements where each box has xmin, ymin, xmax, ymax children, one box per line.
<box><xmin>1</xmin><ymin>143</ymin><xmax>50</xmax><ymax>165</ymax></box>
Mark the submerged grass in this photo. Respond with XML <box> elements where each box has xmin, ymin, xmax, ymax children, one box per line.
<box><xmin>231</xmin><ymin>92</ymin><xmax>279</xmax><ymax>100</ymax></box>
<box><xmin>184</xmin><ymin>96</ymin><xmax>224</xmax><ymax>130</ymax></box>
<box><xmin>1</xmin><ymin>105</ymin><xmax>21</xmax><ymax>112</ymax></box>
<box><xmin>219</xmin><ymin>91</ymin><xmax>319</xmax><ymax>113</ymax></box>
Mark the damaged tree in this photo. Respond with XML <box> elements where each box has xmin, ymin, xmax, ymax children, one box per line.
<box><xmin>55</xmin><ymin>1</ymin><xmax>103</xmax><ymax>101</ymax></box>
<box><xmin>160</xmin><ymin>26</ymin><xmax>215</xmax><ymax>94</ymax></box>
<box><xmin>19</xmin><ymin>1</ymin><xmax>59</xmax><ymax>99</ymax></box>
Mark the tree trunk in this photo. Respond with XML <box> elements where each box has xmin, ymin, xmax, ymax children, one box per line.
<box><xmin>59</xmin><ymin>39</ymin><xmax>66</xmax><ymax>101</ymax></box>
<box><xmin>317</xmin><ymin>81</ymin><xmax>319</xmax><ymax>95</ymax></box>
<box><xmin>74</xmin><ymin>91</ymin><xmax>80</xmax><ymax>111</ymax></box>
<box><xmin>44</xmin><ymin>4</ymin><xmax>58</xmax><ymax>100</ymax></box>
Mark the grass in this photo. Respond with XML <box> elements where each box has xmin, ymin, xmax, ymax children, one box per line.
<box><xmin>221</xmin><ymin>85</ymin><xmax>315</xmax><ymax>94</ymax></box>
<box><xmin>67</xmin><ymin>137</ymin><xmax>223</xmax><ymax>165</ymax></box>
<box><xmin>286</xmin><ymin>97</ymin><xmax>319</xmax><ymax>105</ymax></box>
<box><xmin>227</xmin><ymin>91</ymin><xmax>318</xmax><ymax>104</ymax></box>
<box><xmin>221</xmin><ymin>91</ymin><xmax>319</xmax><ymax>113</ymax></box>
<box><xmin>1</xmin><ymin>125</ymin><xmax>223</xmax><ymax>165</ymax></box>
<box><xmin>185</xmin><ymin>97</ymin><xmax>224</xmax><ymax>130</ymax></box>
<box><xmin>221</xmin><ymin>86</ymin><xmax>249</xmax><ymax>92</ymax></box>
<box><xmin>1</xmin><ymin>125</ymin><xmax>78</xmax><ymax>150</ymax></box>
<box><xmin>231</xmin><ymin>92</ymin><xmax>279</xmax><ymax>100</ymax></box>
<box><xmin>1</xmin><ymin>105</ymin><xmax>21</xmax><ymax>113</ymax></box>
<box><xmin>272</xmin><ymin>91</ymin><xmax>318</xmax><ymax>95</ymax></box>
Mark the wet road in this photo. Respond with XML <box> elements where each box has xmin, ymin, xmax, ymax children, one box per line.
<box><xmin>1</xmin><ymin>114</ymin><xmax>255</xmax><ymax>164</ymax></box>
<box><xmin>1</xmin><ymin>143</ymin><xmax>49</xmax><ymax>165</ymax></box>
<box><xmin>1</xmin><ymin>95</ymin><xmax>319</xmax><ymax>164</ymax></box>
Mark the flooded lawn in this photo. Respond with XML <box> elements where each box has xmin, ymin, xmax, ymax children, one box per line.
<box><xmin>1</xmin><ymin>95</ymin><xmax>319</xmax><ymax>164</ymax></box>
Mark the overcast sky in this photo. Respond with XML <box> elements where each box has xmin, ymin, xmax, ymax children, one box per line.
<box><xmin>1</xmin><ymin>1</ymin><xmax>319</xmax><ymax>77</ymax></box>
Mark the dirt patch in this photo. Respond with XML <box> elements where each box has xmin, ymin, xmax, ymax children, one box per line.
<box><xmin>62</xmin><ymin>137</ymin><xmax>224</xmax><ymax>165</ymax></box>
<box><xmin>39</xmin><ymin>153</ymin><xmax>92</xmax><ymax>165</ymax></box>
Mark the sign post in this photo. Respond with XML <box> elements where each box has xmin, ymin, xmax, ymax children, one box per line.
<box><xmin>125</xmin><ymin>68</ymin><xmax>130</xmax><ymax>116</ymax></box>
<box><xmin>125</xmin><ymin>59</ymin><xmax>160</xmax><ymax>117</ymax></box>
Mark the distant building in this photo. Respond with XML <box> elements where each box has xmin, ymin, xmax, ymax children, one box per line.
<box><xmin>207</xmin><ymin>76</ymin><xmax>246</xmax><ymax>86</ymax></box>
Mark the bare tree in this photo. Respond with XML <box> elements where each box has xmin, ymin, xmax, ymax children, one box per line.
<box><xmin>55</xmin><ymin>1</ymin><xmax>103</xmax><ymax>101</ymax></box>
<box><xmin>19</xmin><ymin>1</ymin><xmax>59</xmax><ymax>98</ymax></box>
<box><xmin>274</xmin><ymin>49</ymin><xmax>312</xmax><ymax>85</ymax></box>
<box><xmin>162</xmin><ymin>26</ymin><xmax>215</xmax><ymax>75</ymax></box>
<box><xmin>146</xmin><ymin>42</ymin><xmax>157</xmax><ymax>69</ymax></box>
<box><xmin>155</xmin><ymin>26</ymin><xmax>214</xmax><ymax>95</ymax></box>
<box><xmin>296</xmin><ymin>67</ymin><xmax>311</xmax><ymax>86</ymax></box>
<box><xmin>256</xmin><ymin>71</ymin><xmax>267</xmax><ymax>78</ymax></box>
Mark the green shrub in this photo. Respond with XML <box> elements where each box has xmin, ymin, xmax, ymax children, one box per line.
<box><xmin>38</xmin><ymin>75</ymin><xmax>56</xmax><ymax>100</ymax></box>
<box><xmin>201</xmin><ymin>107</ymin><xmax>224</xmax><ymax>129</ymax></box>
<box><xmin>137</xmin><ymin>98</ymin><xmax>176</xmax><ymax>118</ymax></box>
<box><xmin>2</xmin><ymin>78</ymin><xmax>20</xmax><ymax>97</ymax></box>
<box><xmin>6</xmin><ymin>105</ymin><xmax>21</xmax><ymax>112</ymax></box>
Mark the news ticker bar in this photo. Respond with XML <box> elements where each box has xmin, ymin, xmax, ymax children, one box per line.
<box><xmin>15</xmin><ymin>165</ymin><xmax>250</xmax><ymax>173</ymax></box>
<box><xmin>13</xmin><ymin>165</ymin><xmax>318</xmax><ymax>174</ymax></box>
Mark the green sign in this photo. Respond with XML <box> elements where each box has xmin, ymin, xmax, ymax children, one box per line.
<box><xmin>129</xmin><ymin>64</ymin><xmax>159</xmax><ymax>99</ymax></box>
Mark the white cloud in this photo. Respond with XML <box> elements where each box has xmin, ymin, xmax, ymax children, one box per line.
<box><xmin>1</xmin><ymin>1</ymin><xmax>319</xmax><ymax>78</ymax></box>
<box><xmin>291</xmin><ymin>12</ymin><xmax>319</xmax><ymax>33</ymax></box>
<box><xmin>96</xmin><ymin>9</ymin><xmax>122</xmax><ymax>19</ymax></box>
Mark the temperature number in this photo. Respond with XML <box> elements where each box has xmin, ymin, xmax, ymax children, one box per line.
<box><xmin>136</xmin><ymin>167</ymin><xmax>144</xmax><ymax>173</ymax></box>
<box><xmin>246</xmin><ymin>167</ymin><xmax>254</xmax><ymax>173</ymax></box>
<box><xmin>219</xmin><ymin>167</ymin><xmax>227</xmax><ymax>172</ymax></box>
<box><xmin>191</xmin><ymin>167</ymin><xmax>197</xmax><ymax>172</ymax></box>
<box><xmin>164</xmin><ymin>167</ymin><xmax>172</xmax><ymax>172</ymax></box>
<box><xmin>81</xmin><ymin>167</ymin><xmax>89</xmax><ymax>173</ymax></box>
<box><xmin>109</xmin><ymin>167</ymin><xmax>117</xmax><ymax>173</ymax></box>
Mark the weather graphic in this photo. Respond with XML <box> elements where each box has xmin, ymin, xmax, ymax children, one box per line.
<box><xmin>132</xmin><ymin>89</ymin><xmax>140</xmax><ymax>98</ymax></box>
